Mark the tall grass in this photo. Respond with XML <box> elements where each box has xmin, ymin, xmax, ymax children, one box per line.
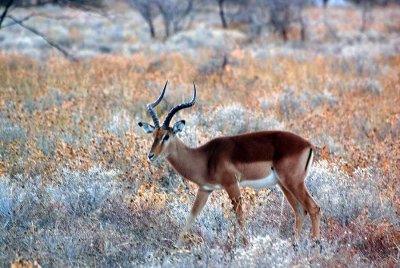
<box><xmin>0</xmin><ymin>43</ymin><xmax>399</xmax><ymax>266</ymax></box>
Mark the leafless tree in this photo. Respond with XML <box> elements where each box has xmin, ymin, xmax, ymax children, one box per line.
<box><xmin>249</xmin><ymin>0</ymin><xmax>309</xmax><ymax>42</ymax></box>
<box><xmin>128</xmin><ymin>0</ymin><xmax>193</xmax><ymax>39</ymax></box>
<box><xmin>0</xmin><ymin>0</ymin><xmax>13</xmax><ymax>29</ymax></box>
<box><xmin>218</xmin><ymin>0</ymin><xmax>227</xmax><ymax>28</ymax></box>
<box><xmin>345</xmin><ymin>0</ymin><xmax>400</xmax><ymax>32</ymax></box>
<box><xmin>1</xmin><ymin>0</ymin><xmax>104</xmax><ymax>8</ymax></box>
<box><xmin>267</xmin><ymin>0</ymin><xmax>309</xmax><ymax>42</ymax></box>
<box><xmin>156</xmin><ymin>0</ymin><xmax>193</xmax><ymax>38</ymax></box>
<box><xmin>1</xmin><ymin>0</ymin><xmax>104</xmax><ymax>60</ymax></box>
<box><xmin>127</xmin><ymin>0</ymin><xmax>158</xmax><ymax>38</ymax></box>
<box><xmin>346</xmin><ymin>0</ymin><xmax>375</xmax><ymax>32</ymax></box>
<box><xmin>215</xmin><ymin>0</ymin><xmax>250</xmax><ymax>29</ymax></box>
<box><xmin>320</xmin><ymin>0</ymin><xmax>339</xmax><ymax>40</ymax></box>
<box><xmin>8</xmin><ymin>15</ymin><xmax>77</xmax><ymax>60</ymax></box>
<box><xmin>360</xmin><ymin>0</ymin><xmax>372</xmax><ymax>32</ymax></box>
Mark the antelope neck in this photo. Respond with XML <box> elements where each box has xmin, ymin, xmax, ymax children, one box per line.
<box><xmin>166</xmin><ymin>138</ymin><xmax>206</xmax><ymax>185</ymax></box>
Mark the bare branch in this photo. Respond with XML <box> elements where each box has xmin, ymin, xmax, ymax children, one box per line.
<box><xmin>61</xmin><ymin>0</ymin><xmax>110</xmax><ymax>20</ymax></box>
<box><xmin>0</xmin><ymin>0</ymin><xmax>14</xmax><ymax>29</ymax></box>
<box><xmin>1</xmin><ymin>14</ymin><xmax>31</xmax><ymax>28</ymax></box>
<box><xmin>7</xmin><ymin>15</ymin><xmax>77</xmax><ymax>61</ymax></box>
<box><xmin>1</xmin><ymin>11</ymin><xmax>85</xmax><ymax>29</ymax></box>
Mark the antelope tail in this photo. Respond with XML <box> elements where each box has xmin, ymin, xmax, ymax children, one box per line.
<box><xmin>305</xmin><ymin>148</ymin><xmax>314</xmax><ymax>172</ymax></box>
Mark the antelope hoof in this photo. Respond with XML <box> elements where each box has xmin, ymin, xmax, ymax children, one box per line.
<box><xmin>313</xmin><ymin>240</ymin><xmax>322</xmax><ymax>254</ymax></box>
<box><xmin>241</xmin><ymin>236</ymin><xmax>249</xmax><ymax>246</ymax></box>
<box><xmin>292</xmin><ymin>242</ymin><xmax>299</xmax><ymax>252</ymax></box>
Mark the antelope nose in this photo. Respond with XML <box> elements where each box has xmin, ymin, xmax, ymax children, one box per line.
<box><xmin>148</xmin><ymin>153</ymin><xmax>155</xmax><ymax>161</ymax></box>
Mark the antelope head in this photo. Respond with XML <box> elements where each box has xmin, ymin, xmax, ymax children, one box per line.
<box><xmin>138</xmin><ymin>81</ymin><xmax>197</xmax><ymax>162</ymax></box>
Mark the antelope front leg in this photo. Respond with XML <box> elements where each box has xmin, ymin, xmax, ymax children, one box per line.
<box><xmin>176</xmin><ymin>189</ymin><xmax>211</xmax><ymax>247</ymax></box>
<box><xmin>225</xmin><ymin>183</ymin><xmax>248</xmax><ymax>245</ymax></box>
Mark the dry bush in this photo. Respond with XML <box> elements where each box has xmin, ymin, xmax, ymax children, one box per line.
<box><xmin>0</xmin><ymin>48</ymin><xmax>399</xmax><ymax>266</ymax></box>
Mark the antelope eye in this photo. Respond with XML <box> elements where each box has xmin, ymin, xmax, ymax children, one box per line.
<box><xmin>163</xmin><ymin>134</ymin><xmax>170</xmax><ymax>141</ymax></box>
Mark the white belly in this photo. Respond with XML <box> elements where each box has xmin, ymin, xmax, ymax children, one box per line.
<box><xmin>239</xmin><ymin>171</ymin><xmax>278</xmax><ymax>189</ymax></box>
<box><xmin>201</xmin><ymin>183</ymin><xmax>223</xmax><ymax>191</ymax></box>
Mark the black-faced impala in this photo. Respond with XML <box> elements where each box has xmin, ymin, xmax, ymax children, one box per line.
<box><xmin>138</xmin><ymin>81</ymin><xmax>321</xmax><ymax>250</ymax></box>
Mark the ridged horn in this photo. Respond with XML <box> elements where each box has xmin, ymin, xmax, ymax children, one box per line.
<box><xmin>162</xmin><ymin>82</ymin><xmax>196</xmax><ymax>129</ymax></box>
<box><xmin>147</xmin><ymin>80</ymin><xmax>167</xmax><ymax>128</ymax></box>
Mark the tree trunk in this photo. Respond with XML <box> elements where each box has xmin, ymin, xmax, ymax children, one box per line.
<box><xmin>281</xmin><ymin>27</ymin><xmax>288</xmax><ymax>42</ymax></box>
<box><xmin>147</xmin><ymin>18</ymin><xmax>156</xmax><ymax>38</ymax></box>
<box><xmin>164</xmin><ymin>19</ymin><xmax>170</xmax><ymax>38</ymax></box>
<box><xmin>299</xmin><ymin>16</ymin><xmax>306</xmax><ymax>42</ymax></box>
<box><xmin>300</xmin><ymin>25</ymin><xmax>305</xmax><ymax>42</ymax></box>
<box><xmin>360</xmin><ymin>0</ymin><xmax>370</xmax><ymax>32</ymax></box>
<box><xmin>157</xmin><ymin>4</ymin><xmax>170</xmax><ymax>39</ymax></box>
<box><xmin>218</xmin><ymin>0</ymin><xmax>227</xmax><ymax>29</ymax></box>
<box><xmin>0</xmin><ymin>0</ymin><xmax>14</xmax><ymax>29</ymax></box>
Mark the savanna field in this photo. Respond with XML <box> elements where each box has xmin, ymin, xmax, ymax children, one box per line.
<box><xmin>0</xmin><ymin>2</ymin><xmax>399</xmax><ymax>267</ymax></box>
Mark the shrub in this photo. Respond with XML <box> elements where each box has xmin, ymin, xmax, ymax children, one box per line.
<box><xmin>0</xmin><ymin>114</ymin><xmax>26</xmax><ymax>144</ymax></box>
<box><xmin>353</xmin><ymin>78</ymin><xmax>383</xmax><ymax>95</ymax></box>
<box><xmin>209</xmin><ymin>103</ymin><xmax>284</xmax><ymax>135</ymax></box>
<box><xmin>104</xmin><ymin>110</ymin><xmax>132</xmax><ymax>137</ymax></box>
<box><xmin>277</xmin><ymin>87</ymin><xmax>305</xmax><ymax>120</ymax></box>
<box><xmin>231</xmin><ymin>235</ymin><xmax>293</xmax><ymax>267</ymax></box>
<box><xmin>307</xmin><ymin>161</ymin><xmax>397</xmax><ymax>225</ymax></box>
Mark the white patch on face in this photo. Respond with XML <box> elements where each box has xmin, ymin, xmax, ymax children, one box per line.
<box><xmin>239</xmin><ymin>171</ymin><xmax>278</xmax><ymax>189</ymax></box>
<box><xmin>161</xmin><ymin>133</ymin><xmax>170</xmax><ymax>143</ymax></box>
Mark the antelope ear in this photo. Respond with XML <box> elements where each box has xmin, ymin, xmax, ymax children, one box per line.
<box><xmin>172</xmin><ymin>120</ymin><xmax>185</xmax><ymax>134</ymax></box>
<box><xmin>138</xmin><ymin>122</ymin><xmax>155</xmax><ymax>134</ymax></box>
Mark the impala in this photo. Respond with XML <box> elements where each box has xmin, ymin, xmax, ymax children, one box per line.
<box><xmin>138</xmin><ymin>81</ymin><xmax>321</xmax><ymax>249</ymax></box>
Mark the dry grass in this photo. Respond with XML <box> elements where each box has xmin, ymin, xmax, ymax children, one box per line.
<box><xmin>0</xmin><ymin>5</ymin><xmax>399</xmax><ymax>268</ymax></box>
<box><xmin>0</xmin><ymin>51</ymin><xmax>398</xmax><ymax>267</ymax></box>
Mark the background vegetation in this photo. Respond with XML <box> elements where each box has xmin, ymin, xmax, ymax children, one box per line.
<box><xmin>0</xmin><ymin>0</ymin><xmax>399</xmax><ymax>267</ymax></box>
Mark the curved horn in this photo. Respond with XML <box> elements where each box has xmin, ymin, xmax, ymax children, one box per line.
<box><xmin>162</xmin><ymin>82</ymin><xmax>197</xmax><ymax>129</ymax></box>
<box><xmin>147</xmin><ymin>80</ymin><xmax>168</xmax><ymax>128</ymax></box>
